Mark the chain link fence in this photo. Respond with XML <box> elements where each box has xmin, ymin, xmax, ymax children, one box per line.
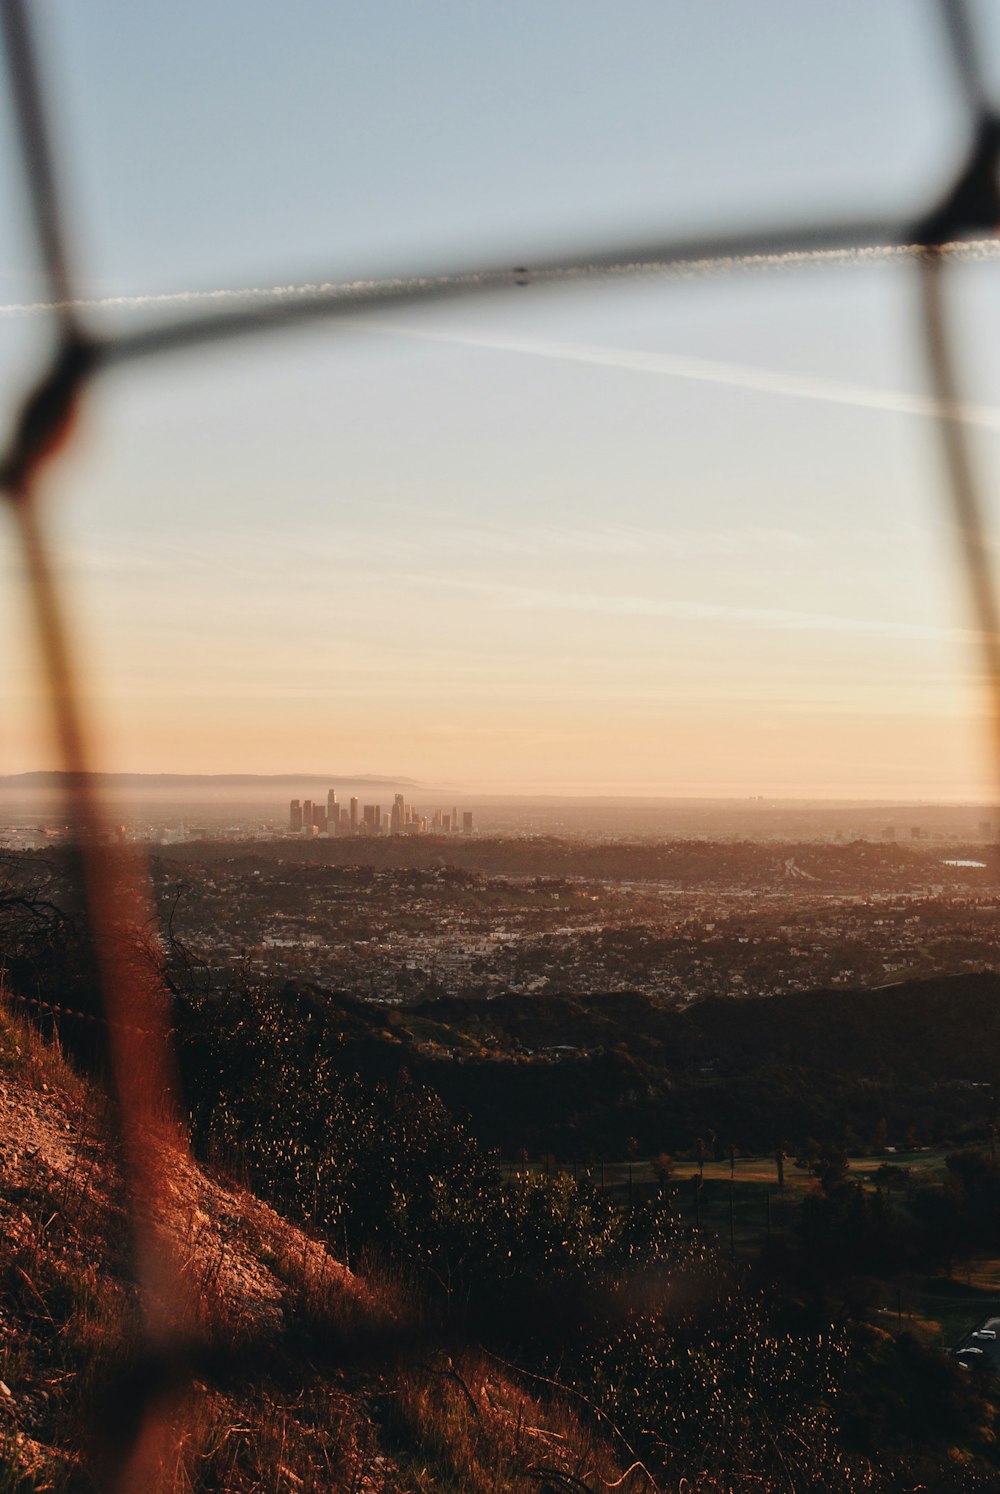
<box><xmin>2</xmin><ymin>0</ymin><xmax>1000</xmax><ymax>1487</ymax></box>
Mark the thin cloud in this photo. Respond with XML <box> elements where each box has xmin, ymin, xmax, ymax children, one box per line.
<box><xmin>438</xmin><ymin>577</ymin><xmax>972</xmax><ymax>642</ymax></box>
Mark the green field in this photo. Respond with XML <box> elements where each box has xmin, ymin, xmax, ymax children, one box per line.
<box><xmin>503</xmin><ymin>1149</ymin><xmax>1000</xmax><ymax>1349</ymax></box>
<box><xmin>505</xmin><ymin>1147</ymin><xmax>951</xmax><ymax>1198</ymax></box>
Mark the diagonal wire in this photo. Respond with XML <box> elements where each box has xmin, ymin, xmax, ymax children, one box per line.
<box><xmin>0</xmin><ymin>0</ymin><xmax>78</xmax><ymax>323</ymax></box>
<box><xmin>939</xmin><ymin>0</ymin><xmax>993</xmax><ymax>121</ymax></box>
<box><xmin>917</xmin><ymin>0</ymin><xmax>1000</xmax><ymax>806</ymax></box>
<box><xmin>920</xmin><ymin>250</ymin><xmax>1000</xmax><ymax>799</ymax></box>
<box><xmin>10</xmin><ymin>483</ymin><xmax>196</xmax><ymax>1494</ymax></box>
<box><xmin>0</xmin><ymin>2</ymin><xmax>195</xmax><ymax>1487</ymax></box>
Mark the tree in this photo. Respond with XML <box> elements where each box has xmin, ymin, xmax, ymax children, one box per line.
<box><xmin>651</xmin><ymin>1152</ymin><xmax>675</xmax><ymax>1198</ymax></box>
<box><xmin>811</xmin><ymin>1148</ymin><xmax>849</xmax><ymax>1194</ymax></box>
<box><xmin>873</xmin><ymin>1163</ymin><xmax>910</xmax><ymax>1198</ymax></box>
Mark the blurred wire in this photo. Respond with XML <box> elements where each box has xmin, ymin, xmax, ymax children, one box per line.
<box><xmin>939</xmin><ymin>0</ymin><xmax>993</xmax><ymax>121</ymax></box>
<box><xmin>921</xmin><ymin>250</ymin><xmax>1000</xmax><ymax>791</ymax></box>
<box><xmin>918</xmin><ymin>1</ymin><xmax>1000</xmax><ymax>807</ymax></box>
<box><xmin>0</xmin><ymin>0</ymin><xmax>76</xmax><ymax>318</ymax></box>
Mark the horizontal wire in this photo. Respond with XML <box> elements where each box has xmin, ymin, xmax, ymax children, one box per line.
<box><xmin>95</xmin><ymin>213</ymin><xmax>905</xmax><ymax>369</ymax></box>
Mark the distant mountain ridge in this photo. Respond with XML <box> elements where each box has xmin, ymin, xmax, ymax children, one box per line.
<box><xmin>0</xmin><ymin>771</ymin><xmax>419</xmax><ymax>788</ymax></box>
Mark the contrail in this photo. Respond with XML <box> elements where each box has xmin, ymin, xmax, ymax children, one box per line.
<box><xmin>0</xmin><ymin>237</ymin><xmax>998</xmax><ymax>319</ymax></box>
<box><xmin>377</xmin><ymin>323</ymin><xmax>1000</xmax><ymax>432</ymax></box>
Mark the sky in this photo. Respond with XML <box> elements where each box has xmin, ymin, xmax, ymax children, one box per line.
<box><xmin>3</xmin><ymin>1</ymin><xmax>1000</xmax><ymax>798</ymax></box>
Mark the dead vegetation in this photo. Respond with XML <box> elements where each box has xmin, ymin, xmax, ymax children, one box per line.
<box><xmin>0</xmin><ymin>1000</ymin><xmax>638</xmax><ymax>1492</ymax></box>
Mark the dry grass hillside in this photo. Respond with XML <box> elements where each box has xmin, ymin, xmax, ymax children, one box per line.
<box><xmin>0</xmin><ymin>1002</ymin><xmax>636</xmax><ymax>1493</ymax></box>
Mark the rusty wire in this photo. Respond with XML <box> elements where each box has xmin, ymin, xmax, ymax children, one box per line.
<box><xmin>2</xmin><ymin>0</ymin><xmax>1000</xmax><ymax>1487</ymax></box>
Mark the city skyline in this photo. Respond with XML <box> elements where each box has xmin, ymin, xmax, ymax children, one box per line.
<box><xmin>289</xmin><ymin>791</ymin><xmax>473</xmax><ymax>837</ymax></box>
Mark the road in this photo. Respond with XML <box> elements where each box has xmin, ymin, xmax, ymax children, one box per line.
<box><xmin>954</xmin><ymin>1315</ymin><xmax>1000</xmax><ymax>1371</ymax></box>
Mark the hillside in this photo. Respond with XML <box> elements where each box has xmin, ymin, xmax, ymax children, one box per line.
<box><xmin>410</xmin><ymin>973</ymin><xmax>1000</xmax><ymax>1155</ymax></box>
<box><xmin>5</xmin><ymin>964</ymin><xmax>1000</xmax><ymax>1489</ymax></box>
<box><xmin>206</xmin><ymin>971</ymin><xmax>1000</xmax><ymax>1157</ymax></box>
<box><xmin>407</xmin><ymin>971</ymin><xmax>1000</xmax><ymax>1077</ymax></box>
<box><xmin>0</xmin><ymin>1004</ymin><xmax>626</xmax><ymax>1492</ymax></box>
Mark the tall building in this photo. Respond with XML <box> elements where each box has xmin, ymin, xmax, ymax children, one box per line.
<box><xmin>462</xmin><ymin>811</ymin><xmax>473</xmax><ymax>834</ymax></box>
<box><xmin>349</xmin><ymin>796</ymin><xmax>359</xmax><ymax>832</ymax></box>
<box><xmin>327</xmin><ymin>789</ymin><xmax>339</xmax><ymax>832</ymax></box>
<box><xmin>303</xmin><ymin>800</ymin><xmax>313</xmax><ymax>835</ymax></box>
<box><xmin>390</xmin><ymin>793</ymin><xmax>404</xmax><ymax>835</ymax></box>
<box><xmin>314</xmin><ymin>805</ymin><xmax>327</xmax><ymax>833</ymax></box>
<box><xmin>451</xmin><ymin>806</ymin><xmax>459</xmax><ymax>833</ymax></box>
<box><xmin>363</xmin><ymin>804</ymin><xmax>382</xmax><ymax>832</ymax></box>
<box><xmin>289</xmin><ymin>799</ymin><xmax>302</xmax><ymax>832</ymax></box>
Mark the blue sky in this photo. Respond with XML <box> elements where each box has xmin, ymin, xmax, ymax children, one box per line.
<box><xmin>3</xmin><ymin>1</ymin><xmax>1000</xmax><ymax>796</ymax></box>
